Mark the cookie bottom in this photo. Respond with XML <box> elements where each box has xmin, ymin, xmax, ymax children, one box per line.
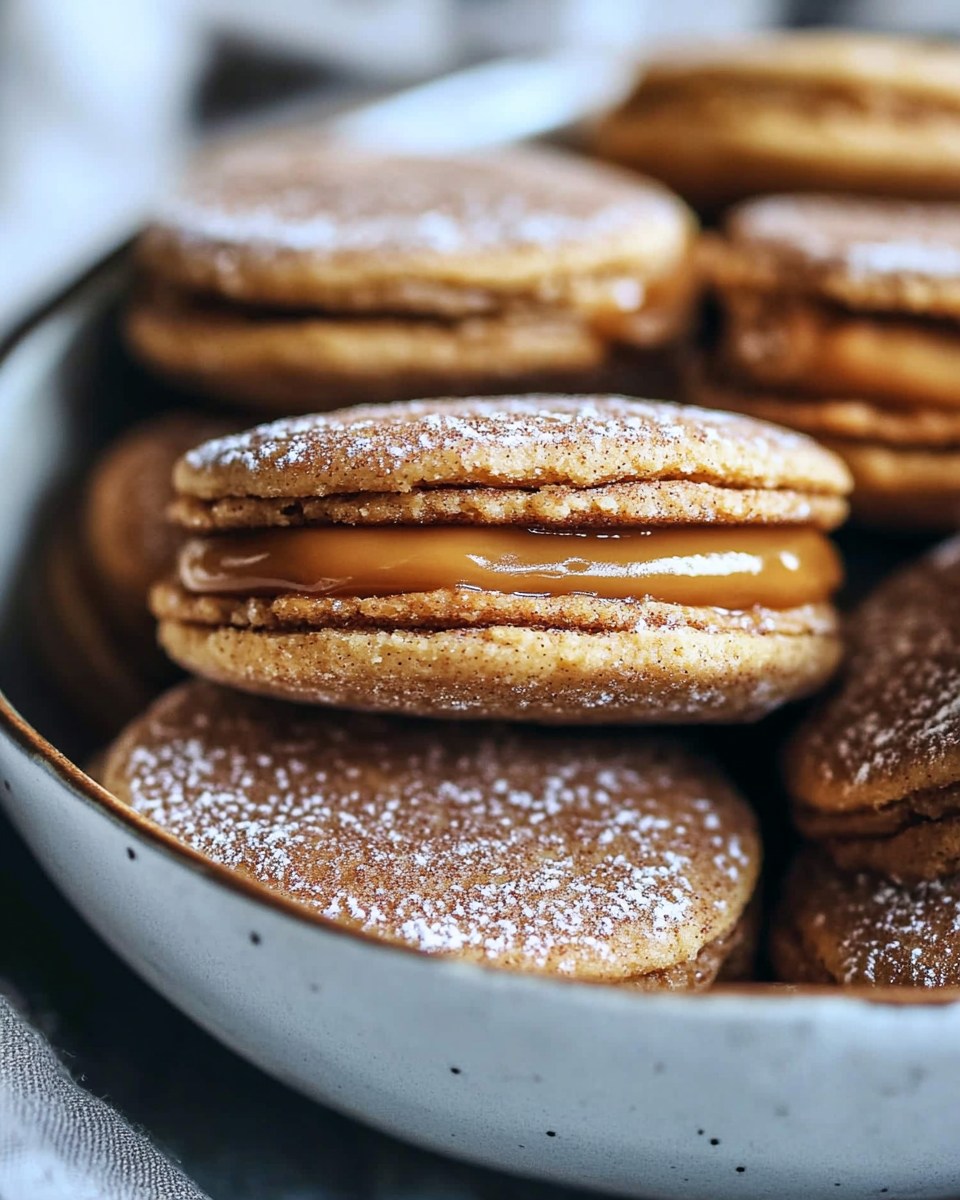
<box><xmin>158</xmin><ymin>618</ymin><xmax>841</xmax><ymax>724</ymax></box>
<box><xmin>127</xmin><ymin>294</ymin><xmax>681</xmax><ymax>411</ymax></box>
<box><xmin>596</xmin><ymin>101</ymin><xmax>960</xmax><ymax>211</ymax></box>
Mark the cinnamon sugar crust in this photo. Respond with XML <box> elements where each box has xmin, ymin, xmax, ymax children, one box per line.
<box><xmin>172</xmin><ymin>396</ymin><xmax>852</xmax><ymax>505</ymax></box>
<box><xmin>170</xmin><ymin>481</ymin><xmax>848</xmax><ymax>533</ymax></box>
<box><xmin>787</xmin><ymin>536</ymin><xmax>960</xmax><ymax>877</ymax></box>
<box><xmin>100</xmin><ymin>681</ymin><xmax>759</xmax><ymax>982</ymax></box>
<box><xmin>155</xmin><ymin>618</ymin><xmax>841</xmax><ymax>724</ymax></box>
<box><xmin>772</xmin><ymin>850</ymin><xmax>960</xmax><ymax>987</ymax></box>
<box><xmin>136</xmin><ymin>144</ymin><xmax>694</xmax><ymax>314</ymax></box>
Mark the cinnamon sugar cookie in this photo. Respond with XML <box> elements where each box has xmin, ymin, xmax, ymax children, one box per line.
<box><xmin>786</xmin><ymin>536</ymin><xmax>960</xmax><ymax>882</ymax></box>
<box><xmin>772</xmin><ymin>849</ymin><xmax>960</xmax><ymax>988</ymax></box>
<box><xmin>696</xmin><ymin>195</ymin><xmax>960</xmax><ymax>529</ymax></box>
<box><xmin>594</xmin><ymin>32</ymin><xmax>960</xmax><ymax>211</ymax></box>
<box><xmin>101</xmin><ymin>680</ymin><xmax>761</xmax><ymax>986</ymax></box>
<box><xmin>151</xmin><ymin>395</ymin><xmax>850</xmax><ymax>723</ymax></box>
<box><xmin>38</xmin><ymin>412</ymin><xmax>233</xmax><ymax>730</ymax></box>
<box><xmin>128</xmin><ymin>143</ymin><xmax>696</xmax><ymax>411</ymax></box>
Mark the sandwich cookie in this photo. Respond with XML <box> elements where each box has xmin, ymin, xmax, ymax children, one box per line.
<box><xmin>696</xmin><ymin>194</ymin><xmax>960</xmax><ymax>529</ymax></box>
<box><xmin>38</xmin><ymin>412</ymin><xmax>233</xmax><ymax>730</ymax></box>
<box><xmin>594</xmin><ymin>32</ymin><xmax>960</xmax><ymax>212</ymax></box>
<box><xmin>101</xmin><ymin>680</ymin><xmax>761</xmax><ymax>986</ymax></box>
<box><xmin>786</xmin><ymin>536</ymin><xmax>960</xmax><ymax>883</ymax></box>
<box><xmin>151</xmin><ymin>395</ymin><xmax>851</xmax><ymax>723</ymax></box>
<box><xmin>772</xmin><ymin>849</ymin><xmax>960</xmax><ymax>988</ymax></box>
<box><xmin>128</xmin><ymin>142</ymin><xmax>696</xmax><ymax>411</ymax></box>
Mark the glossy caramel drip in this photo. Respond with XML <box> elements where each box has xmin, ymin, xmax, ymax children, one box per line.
<box><xmin>179</xmin><ymin>526</ymin><xmax>841</xmax><ymax>610</ymax></box>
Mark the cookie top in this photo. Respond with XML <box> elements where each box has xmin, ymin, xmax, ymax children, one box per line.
<box><xmin>776</xmin><ymin>850</ymin><xmax>960</xmax><ymax>987</ymax></box>
<box><xmin>712</xmin><ymin>195</ymin><xmax>960</xmax><ymax>316</ymax></box>
<box><xmin>171</xmin><ymin>396</ymin><xmax>851</xmax><ymax>528</ymax></box>
<box><xmin>137</xmin><ymin>143</ymin><xmax>694</xmax><ymax>312</ymax></box>
<box><xmin>631</xmin><ymin>32</ymin><xmax>960</xmax><ymax>108</ymax></box>
<box><xmin>101</xmin><ymin>681</ymin><xmax>759</xmax><ymax>980</ymax></box>
<box><xmin>787</xmin><ymin>535</ymin><xmax>960</xmax><ymax>816</ymax></box>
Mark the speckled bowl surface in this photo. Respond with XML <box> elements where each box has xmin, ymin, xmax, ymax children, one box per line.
<box><xmin>3</xmin><ymin>262</ymin><xmax>960</xmax><ymax>1200</ymax></box>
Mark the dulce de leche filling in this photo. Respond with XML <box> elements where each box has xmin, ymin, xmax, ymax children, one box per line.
<box><xmin>179</xmin><ymin>525</ymin><xmax>841</xmax><ymax>610</ymax></box>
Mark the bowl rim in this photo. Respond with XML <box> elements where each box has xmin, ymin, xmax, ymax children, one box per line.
<box><xmin>3</xmin><ymin>249</ymin><xmax>959</xmax><ymax>1011</ymax></box>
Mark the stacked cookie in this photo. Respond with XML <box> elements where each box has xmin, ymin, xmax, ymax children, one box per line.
<box><xmin>127</xmin><ymin>141</ymin><xmax>696</xmax><ymax>411</ymax></box>
<box><xmin>594</xmin><ymin>31</ymin><xmax>960</xmax><ymax>213</ymax></box>
<box><xmin>591</xmin><ymin>29</ymin><xmax>960</xmax><ymax>532</ymax></box>
<box><xmin>95</xmin><ymin>392</ymin><xmax>854</xmax><ymax>989</ymax></box>
<box><xmin>696</xmin><ymin>195</ymin><xmax>960</xmax><ymax>530</ymax></box>
<box><xmin>773</xmin><ymin>537</ymin><xmax>960</xmax><ymax>987</ymax></box>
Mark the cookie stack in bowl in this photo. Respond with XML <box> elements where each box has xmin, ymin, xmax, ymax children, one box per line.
<box><xmin>773</xmin><ymin>536</ymin><xmax>960</xmax><ymax>988</ymax></box>
<box><xmin>96</xmin><ymin>390</ymin><xmax>854</xmax><ymax>991</ymax></box>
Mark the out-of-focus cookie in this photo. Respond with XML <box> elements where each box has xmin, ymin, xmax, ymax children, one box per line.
<box><xmin>128</xmin><ymin>143</ymin><xmax>696</xmax><ymax>411</ymax></box>
<box><xmin>786</xmin><ymin>536</ymin><xmax>960</xmax><ymax>882</ymax></box>
<box><xmin>595</xmin><ymin>32</ymin><xmax>960</xmax><ymax>211</ymax></box>
<box><xmin>38</xmin><ymin>412</ymin><xmax>233</xmax><ymax>731</ymax></box>
<box><xmin>101</xmin><ymin>680</ymin><xmax>761</xmax><ymax>986</ymax></box>
<box><xmin>772</xmin><ymin>849</ymin><xmax>960</xmax><ymax>988</ymax></box>
<box><xmin>696</xmin><ymin>194</ymin><xmax>960</xmax><ymax>529</ymax></box>
<box><xmin>150</xmin><ymin>394</ymin><xmax>850</xmax><ymax>724</ymax></box>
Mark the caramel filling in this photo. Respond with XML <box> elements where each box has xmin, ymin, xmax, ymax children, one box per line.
<box><xmin>724</xmin><ymin>297</ymin><xmax>960</xmax><ymax>411</ymax></box>
<box><xmin>179</xmin><ymin>526</ymin><xmax>841</xmax><ymax>610</ymax></box>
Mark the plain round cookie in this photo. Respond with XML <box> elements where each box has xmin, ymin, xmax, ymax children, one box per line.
<box><xmin>136</xmin><ymin>144</ymin><xmax>695</xmax><ymax>314</ymax></box>
<box><xmin>787</xmin><ymin>536</ymin><xmax>960</xmax><ymax>880</ymax></box>
<box><xmin>100</xmin><ymin>680</ymin><xmax>760</xmax><ymax>985</ymax></box>
<box><xmin>772</xmin><ymin>850</ymin><xmax>960</xmax><ymax>987</ymax></box>
<box><xmin>594</xmin><ymin>33</ymin><xmax>960</xmax><ymax>210</ymax></box>
<box><xmin>154</xmin><ymin>395</ymin><xmax>849</xmax><ymax>723</ymax></box>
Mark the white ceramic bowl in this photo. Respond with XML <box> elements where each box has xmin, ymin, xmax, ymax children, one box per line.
<box><xmin>3</xmin><ymin>263</ymin><xmax>960</xmax><ymax>1200</ymax></box>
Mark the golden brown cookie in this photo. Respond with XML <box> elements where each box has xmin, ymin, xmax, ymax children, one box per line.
<box><xmin>697</xmin><ymin>195</ymin><xmax>960</xmax><ymax>530</ymax></box>
<box><xmin>772</xmin><ymin>849</ymin><xmax>960</xmax><ymax>987</ymax></box>
<box><xmin>786</xmin><ymin>536</ymin><xmax>960</xmax><ymax>881</ymax></box>
<box><xmin>151</xmin><ymin>395</ymin><xmax>850</xmax><ymax>723</ymax></box>
<box><xmin>84</xmin><ymin>412</ymin><xmax>235</xmax><ymax>643</ymax></box>
<box><xmin>36</xmin><ymin>412</ymin><xmax>235</xmax><ymax>732</ymax></box>
<box><xmin>128</xmin><ymin>142</ymin><xmax>696</xmax><ymax>412</ymax></box>
<box><xmin>36</xmin><ymin>518</ymin><xmax>159</xmax><ymax>733</ymax></box>
<box><xmin>101</xmin><ymin>680</ymin><xmax>760</xmax><ymax>985</ymax></box>
<box><xmin>594</xmin><ymin>32</ymin><xmax>960</xmax><ymax>211</ymax></box>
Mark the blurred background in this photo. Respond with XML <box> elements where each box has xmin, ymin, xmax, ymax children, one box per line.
<box><xmin>1</xmin><ymin>0</ymin><xmax>957</xmax><ymax>330</ymax></box>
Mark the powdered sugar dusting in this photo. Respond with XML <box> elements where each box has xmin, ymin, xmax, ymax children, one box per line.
<box><xmin>106</xmin><ymin>683</ymin><xmax>757</xmax><ymax>976</ymax></box>
<box><xmin>794</xmin><ymin>534</ymin><xmax>960</xmax><ymax>804</ymax></box>
<box><xmin>808</xmin><ymin>862</ymin><xmax>960</xmax><ymax>986</ymax></box>
<box><xmin>731</xmin><ymin>194</ymin><xmax>960</xmax><ymax>280</ymax></box>
<box><xmin>178</xmin><ymin>395</ymin><xmax>847</xmax><ymax>499</ymax></box>
<box><xmin>153</xmin><ymin>145</ymin><xmax>681</xmax><ymax>258</ymax></box>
